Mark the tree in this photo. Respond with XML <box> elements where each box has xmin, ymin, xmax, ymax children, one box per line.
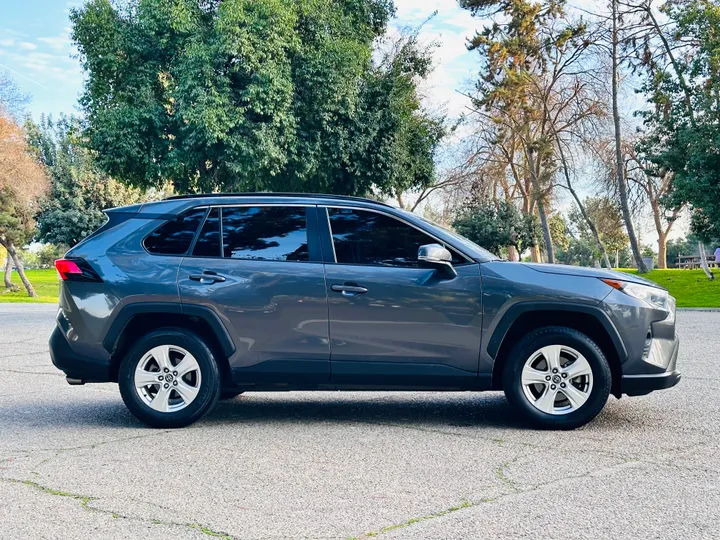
<box><xmin>563</xmin><ymin>196</ymin><xmax>628</xmax><ymax>267</ymax></box>
<box><xmin>26</xmin><ymin>115</ymin><xmax>145</xmax><ymax>247</ymax></box>
<box><xmin>0</xmin><ymin>72</ymin><xmax>30</xmax><ymax>118</ymax></box>
<box><xmin>0</xmin><ymin>115</ymin><xmax>49</xmax><ymax>297</ymax></box>
<box><xmin>70</xmin><ymin>0</ymin><xmax>445</xmax><ymax>198</ymax></box>
<box><xmin>611</xmin><ymin>0</ymin><xmax>647</xmax><ymax>272</ymax></box>
<box><xmin>627</xmin><ymin>1</ymin><xmax>720</xmax><ymax>279</ymax></box>
<box><xmin>460</xmin><ymin>0</ymin><xmax>610</xmax><ymax>264</ymax></box>
<box><xmin>452</xmin><ymin>199</ymin><xmax>540</xmax><ymax>258</ymax></box>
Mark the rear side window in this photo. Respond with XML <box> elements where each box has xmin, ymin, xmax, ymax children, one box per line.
<box><xmin>144</xmin><ymin>207</ymin><xmax>207</xmax><ymax>255</ymax></box>
<box><xmin>222</xmin><ymin>206</ymin><xmax>309</xmax><ymax>261</ymax></box>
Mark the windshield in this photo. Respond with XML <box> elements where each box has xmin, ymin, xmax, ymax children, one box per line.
<box><xmin>397</xmin><ymin>209</ymin><xmax>501</xmax><ymax>261</ymax></box>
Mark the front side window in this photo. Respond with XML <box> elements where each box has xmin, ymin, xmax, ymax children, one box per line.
<box><xmin>144</xmin><ymin>207</ymin><xmax>207</xmax><ymax>255</ymax></box>
<box><xmin>222</xmin><ymin>206</ymin><xmax>309</xmax><ymax>261</ymax></box>
<box><xmin>327</xmin><ymin>208</ymin><xmax>463</xmax><ymax>267</ymax></box>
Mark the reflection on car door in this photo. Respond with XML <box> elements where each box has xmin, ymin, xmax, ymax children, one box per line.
<box><xmin>321</xmin><ymin>207</ymin><xmax>483</xmax><ymax>388</ymax></box>
<box><xmin>178</xmin><ymin>205</ymin><xmax>330</xmax><ymax>387</ymax></box>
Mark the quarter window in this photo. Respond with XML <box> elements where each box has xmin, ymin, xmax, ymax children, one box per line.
<box><xmin>192</xmin><ymin>208</ymin><xmax>221</xmax><ymax>257</ymax></box>
<box><xmin>144</xmin><ymin>207</ymin><xmax>207</xmax><ymax>255</ymax></box>
<box><xmin>221</xmin><ymin>206</ymin><xmax>309</xmax><ymax>261</ymax></box>
<box><xmin>327</xmin><ymin>208</ymin><xmax>464</xmax><ymax>267</ymax></box>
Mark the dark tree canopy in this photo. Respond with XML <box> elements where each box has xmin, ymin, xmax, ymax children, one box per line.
<box><xmin>70</xmin><ymin>0</ymin><xmax>445</xmax><ymax>197</ymax></box>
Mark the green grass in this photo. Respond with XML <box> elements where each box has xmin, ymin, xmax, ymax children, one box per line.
<box><xmin>2</xmin><ymin>267</ymin><xmax>718</xmax><ymax>308</ymax></box>
<box><xmin>617</xmin><ymin>268</ymin><xmax>720</xmax><ymax>308</ymax></box>
<box><xmin>1</xmin><ymin>268</ymin><xmax>59</xmax><ymax>303</ymax></box>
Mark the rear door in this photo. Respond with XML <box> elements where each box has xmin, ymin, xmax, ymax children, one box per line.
<box><xmin>178</xmin><ymin>204</ymin><xmax>330</xmax><ymax>386</ymax></box>
<box><xmin>320</xmin><ymin>206</ymin><xmax>483</xmax><ymax>388</ymax></box>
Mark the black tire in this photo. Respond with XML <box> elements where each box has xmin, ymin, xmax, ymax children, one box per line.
<box><xmin>118</xmin><ymin>328</ymin><xmax>221</xmax><ymax>428</ymax></box>
<box><xmin>219</xmin><ymin>389</ymin><xmax>244</xmax><ymax>400</ymax></box>
<box><xmin>503</xmin><ymin>326</ymin><xmax>611</xmax><ymax>430</ymax></box>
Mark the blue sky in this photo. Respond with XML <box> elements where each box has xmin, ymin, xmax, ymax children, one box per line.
<box><xmin>1</xmin><ymin>1</ymin><xmax>85</xmax><ymax>119</ymax></box>
<box><xmin>1</xmin><ymin>0</ymin><xmax>481</xmax><ymax>121</ymax></box>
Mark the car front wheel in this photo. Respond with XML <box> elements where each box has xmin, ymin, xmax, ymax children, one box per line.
<box><xmin>503</xmin><ymin>326</ymin><xmax>611</xmax><ymax>430</ymax></box>
<box><xmin>118</xmin><ymin>329</ymin><xmax>221</xmax><ymax>428</ymax></box>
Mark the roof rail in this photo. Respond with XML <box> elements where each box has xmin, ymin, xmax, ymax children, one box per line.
<box><xmin>163</xmin><ymin>192</ymin><xmax>392</xmax><ymax>207</ymax></box>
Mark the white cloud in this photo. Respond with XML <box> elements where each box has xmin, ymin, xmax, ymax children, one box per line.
<box><xmin>38</xmin><ymin>34</ymin><xmax>71</xmax><ymax>51</ymax></box>
<box><xmin>0</xmin><ymin>39</ymin><xmax>15</xmax><ymax>47</ymax></box>
<box><xmin>18</xmin><ymin>42</ymin><xmax>37</xmax><ymax>50</ymax></box>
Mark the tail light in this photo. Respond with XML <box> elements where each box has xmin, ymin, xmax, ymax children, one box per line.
<box><xmin>54</xmin><ymin>259</ymin><xmax>103</xmax><ymax>283</ymax></box>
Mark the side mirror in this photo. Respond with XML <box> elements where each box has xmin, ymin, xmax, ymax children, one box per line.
<box><xmin>418</xmin><ymin>244</ymin><xmax>457</xmax><ymax>278</ymax></box>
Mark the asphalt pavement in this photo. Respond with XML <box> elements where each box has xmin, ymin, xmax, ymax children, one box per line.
<box><xmin>0</xmin><ymin>304</ymin><xmax>718</xmax><ymax>539</ymax></box>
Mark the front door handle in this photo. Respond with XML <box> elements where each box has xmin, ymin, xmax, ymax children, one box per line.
<box><xmin>331</xmin><ymin>283</ymin><xmax>368</xmax><ymax>296</ymax></box>
<box><xmin>189</xmin><ymin>271</ymin><xmax>226</xmax><ymax>284</ymax></box>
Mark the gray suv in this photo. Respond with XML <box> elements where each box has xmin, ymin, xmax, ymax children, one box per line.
<box><xmin>49</xmin><ymin>193</ymin><xmax>680</xmax><ymax>429</ymax></box>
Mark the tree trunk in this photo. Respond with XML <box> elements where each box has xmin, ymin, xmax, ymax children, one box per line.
<box><xmin>698</xmin><ymin>242</ymin><xmax>715</xmax><ymax>280</ymax></box>
<box><xmin>507</xmin><ymin>245</ymin><xmax>519</xmax><ymax>261</ymax></box>
<box><xmin>657</xmin><ymin>232</ymin><xmax>667</xmax><ymax>269</ymax></box>
<box><xmin>612</xmin><ymin>0</ymin><xmax>647</xmax><ymax>273</ymax></box>
<box><xmin>555</xmin><ymin>135</ymin><xmax>612</xmax><ymax>269</ymax></box>
<box><xmin>530</xmin><ymin>245</ymin><xmax>541</xmax><ymax>263</ymax></box>
<box><xmin>527</xmin><ymin>149</ymin><xmax>554</xmax><ymax>263</ymax></box>
<box><xmin>5</xmin><ymin>241</ymin><xmax>37</xmax><ymax>297</ymax></box>
<box><xmin>3</xmin><ymin>253</ymin><xmax>18</xmax><ymax>291</ymax></box>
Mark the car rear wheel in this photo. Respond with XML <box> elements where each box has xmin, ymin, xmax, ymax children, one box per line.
<box><xmin>118</xmin><ymin>329</ymin><xmax>220</xmax><ymax>428</ymax></box>
<box><xmin>503</xmin><ymin>326</ymin><xmax>611</xmax><ymax>430</ymax></box>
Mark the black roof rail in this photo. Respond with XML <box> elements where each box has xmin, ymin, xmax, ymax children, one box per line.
<box><xmin>163</xmin><ymin>192</ymin><xmax>392</xmax><ymax>207</ymax></box>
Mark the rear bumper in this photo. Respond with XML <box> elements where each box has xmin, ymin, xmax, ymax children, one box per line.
<box><xmin>49</xmin><ymin>326</ymin><xmax>111</xmax><ymax>383</ymax></box>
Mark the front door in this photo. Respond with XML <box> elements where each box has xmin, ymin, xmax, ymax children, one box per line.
<box><xmin>321</xmin><ymin>207</ymin><xmax>483</xmax><ymax>388</ymax></box>
<box><xmin>178</xmin><ymin>205</ymin><xmax>330</xmax><ymax>387</ymax></box>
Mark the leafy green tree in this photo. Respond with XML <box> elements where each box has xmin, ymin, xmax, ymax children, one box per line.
<box><xmin>555</xmin><ymin>237</ymin><xmax>599</xmax><ymax>267</ymax></box>
<box><xmin>634</xmin><ymin>1</ymin><xmax>720</xmax><ymax>242</ymax></box>
<box><xmin>452</xmin><ymin>200</ymin><xmax>540</xmax><ymax>257</ymax></box>
<box><xmin>70</xmin><ymin>0</ymin><xmax>445</xmax><ymax>197</ymax></box>
<box><xmin>26</xmin><ymin>115</ymin><xmax>144</xmax><ymax>247</ymax></box>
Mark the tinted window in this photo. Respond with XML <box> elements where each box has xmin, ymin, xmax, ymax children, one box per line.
<box><xmin>222</xmin><ymin>206</ymin><xmax>309</xmax><ymax>261</ymax></box>
<box><xmin>328</xmin><ymin>208</ymin><xmax>463</xmax><ymax>267</ymax></box>
<box><xmin>193</xmin><ymin>208</ymin><xmax>221</xmax><ymax>257</ymax></box>
<box><xmin>144</xmin><ymin>207</ymin><xmax>207</xmax><ymax>255</ymax></box>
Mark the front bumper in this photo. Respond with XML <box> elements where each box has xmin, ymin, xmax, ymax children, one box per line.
<box><xmin>621</xmin><ymin>333</ymin><xmax>681</xmax><ymax>396</ymax></box>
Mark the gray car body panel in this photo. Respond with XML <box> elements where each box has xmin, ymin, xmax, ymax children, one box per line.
<box><xmin>52</xmin><ymin>193</ymin><xmax>680</xmax><ymax>395</ymax></box>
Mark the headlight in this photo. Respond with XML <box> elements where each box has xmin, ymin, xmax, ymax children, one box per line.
<box><xmin>601</xmin><ymin>279</ymin><xmax>669</xmax><ymax>311</ymax></box>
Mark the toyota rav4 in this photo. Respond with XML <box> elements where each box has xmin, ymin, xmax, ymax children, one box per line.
<box><xmin>49</xmin><ymin>193</ymin><xmax>680</xmax><ymax>429</ymax></box>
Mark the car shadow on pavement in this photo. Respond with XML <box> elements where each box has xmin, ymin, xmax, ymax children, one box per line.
<box><xmin>2</xmin><ymin>392</ymin><xmax>636</xmax><ymax>431</ymax></box>
<box><xmin>203</xmin><ymin>392</ymin><xmax>527</xmax><ymax>430</ymax></box>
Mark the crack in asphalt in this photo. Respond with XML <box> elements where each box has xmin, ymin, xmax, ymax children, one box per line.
<box><xmin>0</xmin><ymin>477</ymin><xmax>235</xmax><ymax>539</ymax></box>
<box><xmin>348</xmin><ymin>458</ymin><xmax>642</xmax><ymax>539</ymax></box>
<box><xmin>0</xmin><ymin>368</ymin><xmax>64</xmax><ymax>377</ymax></box>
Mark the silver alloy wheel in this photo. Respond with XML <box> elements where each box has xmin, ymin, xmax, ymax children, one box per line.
<box><xmin>134</xmin><ymin>345</ymin><xmax>202</xmax><ymax>413</ymax></box>
<box><xmin>521</xmin><ymin>344</ymin><xmax>593</xmax><ymax>415</ymax></box>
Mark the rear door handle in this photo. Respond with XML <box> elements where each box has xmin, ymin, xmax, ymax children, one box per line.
<box><xmin>189</xmin><ymin>271</ymin><xmax>226</xmax><ymax>284</ymax></box>
<box><xmin>331</xmin><ymin>283</ymin><xmax>368</xmax><ymax>296</ymax></box>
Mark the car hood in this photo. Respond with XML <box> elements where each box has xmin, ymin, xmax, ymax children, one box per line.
<box><xmin>520</xmin><ymin>263</ymin><xmax>663</xmax><ymax>288</ymax></box>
